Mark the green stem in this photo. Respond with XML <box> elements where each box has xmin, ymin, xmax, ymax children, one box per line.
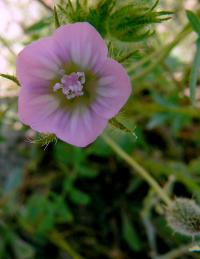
<box><xmin>128</xmin><ymin>24</ymin><xmax>191</xmax><ymax>79</ymax></box>
<box><xmin>19</xmin><ymin>220</ymin><xmax>85</xmax><ymax>259</ymax></box>
<box><xmin>102</xmin><ymin>134</ymin><xmax>172</xmax><ymax>206</ymax></box>
<box><xmin>189</xmin><ymin>37</ymin><xmax>200</xmax><ymax>106</ymax></box>
<box><xmin>155</xmin><ymin>243</ymin><xmax>193</xmax><ymax>259</ymax></box>
<box><xmin>49</xmin><ymin>231</ymin><xmax>85</xmax><ymax>259</ymax></box>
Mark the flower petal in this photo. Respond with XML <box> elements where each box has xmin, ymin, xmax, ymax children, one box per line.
<box><xmin>19</xmin><ymin>86</ymin><xmax>107</xmax><ymax>147</ymax></box>
<box><xmin>16</xmin><ymin>37</ymin><xmax>62</xmax><ymax>87</ymax></box>
<box><xmin>55</xmin><ymin>105</ymin><xmax>108</xmax><ymax>147</ymax></box>
<box><xmin>18</xmin><ymin>86</ymin><xmax>60</xmax><ymax>133</ymax></box>
<box><xmin>53</xmin><ymin>22</ymin><xmax>108</xmax><ymax>72</ymax></box>
<box><xmin>92</xmin><ymin>58</ymin><xmax>132</xmax><ymax>119</ymax></box>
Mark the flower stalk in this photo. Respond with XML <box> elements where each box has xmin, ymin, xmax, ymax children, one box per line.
<box><xmin>102</xmin><ymin>134</ymin><xmax>172</xmax><ymax>206</ymax></box>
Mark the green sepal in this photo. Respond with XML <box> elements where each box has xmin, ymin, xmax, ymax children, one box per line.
<box><xmin>28</xmin><ymin>134</ymin><xmax>57</xmax><ymax>148</ymax></box>
<box><xmin>107</xmin><ymin>4</ymin><xmax>172</xmax><ymax>42</ymax></box>
<box><xmin>0</xmin><ymin>73</ymin><xmax>20</xmax><ymax>86</ymax></box>
<box><xmin>109</xmin><ymin>118</ymin><xmax>136</xmax><ymax>139</ymax></box>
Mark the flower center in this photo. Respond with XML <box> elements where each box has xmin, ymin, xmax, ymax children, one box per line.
<box><xmin>53</xmin><ymin>71</ymin><xmax>85</xmax><ymax>100</ymax></box>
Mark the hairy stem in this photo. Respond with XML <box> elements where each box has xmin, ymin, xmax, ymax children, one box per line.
<box><xmin>102</xmin><ymin>134</ymin><xmax>172</xmax><ymax>206</ymax></box>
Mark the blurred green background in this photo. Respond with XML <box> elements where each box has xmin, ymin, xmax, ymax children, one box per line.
<box><xmin>1</xmin><ymin>0</ymin><xmax>200</xmax><ymax>258</ymax></box>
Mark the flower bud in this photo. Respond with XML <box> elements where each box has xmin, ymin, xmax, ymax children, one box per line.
<box><xmin>107</xmin><ymin>5</ymin><xmax>171</xmax><ymax>42</ymax></box>
<box><xmin>166</xmin><ymin>198</ymin><xmax>200</xmax><ymax>236</ymax></box>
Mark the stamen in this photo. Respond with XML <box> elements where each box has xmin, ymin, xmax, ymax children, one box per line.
<box><xmin>77</xmin><ymin>72</ymin><xmax>85</xmax><ymax>84</ymax></box>
<box><xmin>53</xmin><ymin>83</ymin><xmax>63</xmax><ymax>92</ymax></box>
<box><xmin>53</xmin><ymin>72</ymin><xmax>85</xmax><ymax>100</ymax></box>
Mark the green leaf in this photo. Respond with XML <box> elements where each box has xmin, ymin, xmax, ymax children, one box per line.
<box><xmin>86</xmin><ymin>138</ymin><xmax>112</xmax><ymax>157</ymax></box>
<box><xmin>126</xmin><ymin>178</ymin><xmax>142</xmax><ymax>194</ymax></box>
<box><xmin>54</xmin><ymin>142</ymin><xmax>69</xmax><ymax>165</ymax></box>
<box><xmin>122</xmin><ymin>213</ymin><xmax>142</xmax><ymax>252</ymax></box>
<box><xmin>0</xmin><ymin>73</ymin><xmax>19</xmax><ymax>85</ymax></box>
<box><xmin>78</xmin><ymin>166</ymin><xmax>98</xmax><ymax>178</ymax></box>
<box><xmin>50</xmin><ymin>193</ymin><xmax>74</xmax><ymax>223</ymax></box>
<box><xmin>109</xmin><ymin>118</ymin><xmax>135</xmax><ymax>136</ymax></box>
<box><xmin>186</xmin><ymin>10</ymin><xmax>200</xmax><ymax>36</ymax></box>
<box><xmin>189</xmin><ymin>38</ymin><xmax>200</xmax><ymax>106</ymax></box>
<box><xmin>63</xmin><ymin>177</ymin><xmax>76</xmax><ymax>194</ymax></box>
<box><xmin>69</xmin><ymin>188</ymin><xmax>91</xmax><ymax>205</ymax></box>
<box><xmin>107</xmin><ymin>41</ymin><xmax>138</xmax><ymax>63</ymax></box>
<box><xmin>20</xmin><ymin>195</ymin><xmax>55</xmax><ymax>236</ymax></box>
<box><xmin>54</xmin><ymin>143</ymin><xmax>86</xmax><ymax>167</ymax></box>
<box><xmin>0</xmin><ymin>136</ymin><xmax>6</xmax><ymax>143</ymax></box>
<box><xmin>150</xmin><ymin>0</ymin><xmax>159</xmax><ymax>11</ymax></box>
<box><xmin>53</xmin><ymin>6</ymin><xmax>60</xmax><ymax>28</ymax></box>
<box><xmin>25</xmin><ymin>17</ymin><xmax>51</xmax><ymax>33</ymax></box>
<box><xmin>67</xmin><ymin>0</ymin><xmax>74</xmax><ymax>11</ymax></box>
<box><xmin>37</xmin><ymin>208</ymin><xmax>55</xmax><ymax>235</ymax></box>
<box><xmin>107</xmin><ymin>4</ymin><xmax>172</xmax><ymax>42</ymax></box>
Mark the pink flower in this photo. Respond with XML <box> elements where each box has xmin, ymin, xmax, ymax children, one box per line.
<box><xmin>17</xmin><ymin>22</ymin><xmax>131</xmax><ymax>147</ymax></box>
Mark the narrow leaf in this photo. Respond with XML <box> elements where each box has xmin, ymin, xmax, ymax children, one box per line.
<box><xmin>122</xmin><ymin>213</ymin><xmax>142</xmax><ymax>251</ymax></box>
<box><xmin>67</xmin><ymin>0</ymin><xmax>74</xmax><ymax>11</ymax></box>
<box><xmin>0</xmin><ymin>73</ymin><xmax>20</xmax><ymax>85</ymax></box>
<box><xmin>189</xmin><ymin>38</ymin><xmax>200</xmax><ymax>106</ymax></box>
<box><xmin>109</xmin><ymin>118</ymin><xmax>133</xmax><ymax>135</ymax></box>
<box><xmin>118</xmin><ymin>50</ymin><xmax>138</xmax><ymax>63</ymax></box>
<box><xmin>69</xmin><ymin>188</ymin><xmax>91</xmax><ymax>205</ymax></box>
<box><xmin>186</xmin><ymin>10</ymin><xmax>200</xmax><ymax>36</ymax></box>
<box><xmin>53</xmin><ymin>6</ymin><xmax>60</xmax><ymax>28</ymax></box>
<box><xmin>25</xmin><ymin>17</ymin><xmax>51</xmax><ymax>33</ymax></box>
<box><xmin>150</xmin><ymin>0</ymin><xmax>160</xmax><ymax>11</ymax></box>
